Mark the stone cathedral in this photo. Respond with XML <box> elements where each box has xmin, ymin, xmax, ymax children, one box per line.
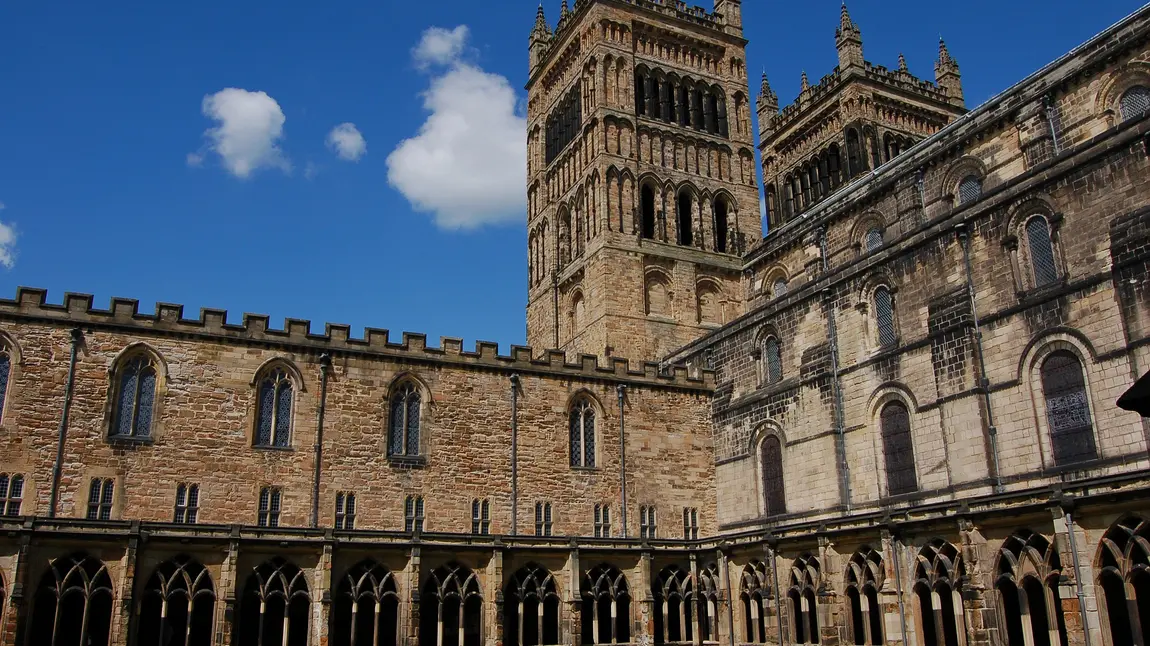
<box><xmin>1</xmin><ymin>1</ymin><xmax>1150</xmax><ymax>646</ymax></box>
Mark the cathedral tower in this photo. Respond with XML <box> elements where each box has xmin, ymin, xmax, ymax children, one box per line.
<box><xmin>525</xmin><ymin>0</ymin><xmax>761</xmax><ymax>361</ymax></box>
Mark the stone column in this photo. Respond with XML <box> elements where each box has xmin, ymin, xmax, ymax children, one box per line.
<box><xmin>111</xmin><ymin>532</ymin><xmax>139</xmax><ymax>646</ymax></box>
<box><xmin>639</xmin><ymin>552</ymin><xmax>654</xmax><ymax>644</ymax></box>
<box><xmin>408</xmin><ymin>547</ymin><xmax>423</xmax><ymax>646</ymax></box>
<box><xmin>489</xmin><ymin>550</ymin><xmax>504</xmax><ymax>646</ymax></box>
<box><xmin>315</xmin><ymin>540</ymin><xmax>335</xmax><ymax>646</ymax></box>
<box><xmin>717</xmin><ymin>548</ymin><xmax>733</xmax><ymax>646</ymax></box>
<box><xmin>218</xmin><ymin>535</ymin><xmax>241</xmax><ymax>646</ymax></box>
<box><xmin>4</xmin><ymin>535</ymin><xmax>31</xmax><ymax>646</ymax></box>
<box><xmin>690</xmin><ymin>554</ymin><xmax>702</xmax><ymax>645</ymax></box>
<box><xmin>1051</xmin><ymin>507</ymin><xmax>1093</xmax><ymax>646</ymax></box>
<box><xmin>569</xmin><ymin>549</ymin><xmax>582</xmax><ymax>646</ymax></box>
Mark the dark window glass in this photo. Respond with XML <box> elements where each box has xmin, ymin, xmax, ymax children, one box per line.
<box><xmin>1041</xmin><ymin>351</ymin><xmax>1098</xmax><ymax>465</ymax></box>
<box><xmin>864</xmin><ymin>227</ymin><xmax>884</xmax><ymax>253</ymax></box>
<box><xmin>0</xmin><ymin>473</ymin><xmax>22</xmax><ymax>516</ymax></box>
<box><xmin>639</xmin><ymin>505</ymin><xmax>656</xmax><ymax>539</ymax></box>
<box><xmin>570</xmin><ymin>400</ymin><xmax>596</xmax><ymax>468</ymax></box>
<box><xmin>874</xmin><ymin>287</ymin><xmax>897</xmax><ymax>348</ymax></box>
<box><xmin>112</xmin><ymin>356</ymin><xmax>157</xmax><ymax>438</ymax></box>
<box><xmin>1026</xmin><ymin>216</ymin><xmax>1058</xmax><ymax>288</ymax></box>
<box><xmin>0</xmin><ymin>351</ymin><xmax>11</xmax><ymax>419</ymax></box>
<box><xmin>336</xmin><ymin>492</ymin><xmax>356</xmax><ymax>530</ymax></box>
<box><xmin>683</xmin><ymin>508</ymin><xmax>699</xmax><ymax>540</ymax></box>
<box><xmin>87</xmin><ymin>478</ymin><xmax>114</xmax><ymax>521</ymax></box>
<box><xmin>760</xmin><ymin>436</ymin><xmax>786</xmax><ymax>517</ymax></box>
<box><xmin>174</xmin><ymin>483</ymin><xmax>199</xmax><ymax>524</ymax></box>
<box><xmin>772</xmin><ymin>279</ymin><xmax>788</xmax><ymax>299</ymax></box>
<box><xmin>256</xmin><ymin>368</ymin><xmax>293</xmax><ymax>447</ymax></box>
<box><xmin>764</xmin><ymin>338</ymin><xmax>782</xmax><ymax>385</ymax></box>
<box><xmin>405</xmin><ymin>495</ymin><xmax>424</xmax><ymax>532</ymax></box>
<box><xmin>957</xmin><ymin>175</ymin><xmax>983</xmax><ymax>205</ymax></box>
<box><xmin>880</xmin><ymin>402</ymin><xmax>918</xmax><ymax>495</ymax></box>
<box><xmin>389</xmin><ymin>383</ymin><xmax>422</xmax><ymax>457</ymax></box>
<box><xmin>258</xmin><ymin>487</ymin><xmax>281</xmax><ymax>528</ymax></box>
<box><xmin>1120</xmin><ymin>86</ymin><xmax>1150</xmax><ymax>122</ymax></box>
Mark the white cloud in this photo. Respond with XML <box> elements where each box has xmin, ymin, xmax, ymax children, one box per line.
<box><xmin>412</xmin><ymin>26</ymin><xmax>469</xmax><ymax>69</ymax></box>
<box><xmin>387</xmin><ymin>26</ymin><xmax>527</xmax><ymax>230</ymax></box>
<box><xmin>0</xmin><ymin>205</ymin><xmax>16</xmax><ymax>269</ymax></box>
<box><xmin>327</xmin><ymin>123</ymin><xmax>367</xmax><ymax>161</ymax></box>
<box><xmin>304</xmin><ymin>162</ymin><xmax>320</xmax><ymax>180</ymax></box>
<box><xmin>193</xmin><ymin>88</ymin><xmax>290</xmax><ymax>178</ymax></box>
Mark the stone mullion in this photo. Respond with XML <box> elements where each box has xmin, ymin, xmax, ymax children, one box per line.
<box><xmin>716</xmin><ymin>548</ymin><xmax>732</xmax><ymax>646</ymax></box>
<box><xmin>569</xmin><ymin>549</ymin><xmax>582</xmax><ymax>646</ymax></box>
<box><xmin>407</xmin><ymin>547</ymin><xmax>422</xmax><ymax>646</ymax></box>
<box><xmin>490</xmin><ymin>550</ymin><xmax>503</xmax><ymax>646</ymax></box>
<box><xmin>639</xmin><ymin>552</ymin><xmax>653</xmax><ymax>645</ymax></box>
<box><xmin>689</xmin><ymin>553</ymin><xmax>701</xmax><ymax>646</ymax></box>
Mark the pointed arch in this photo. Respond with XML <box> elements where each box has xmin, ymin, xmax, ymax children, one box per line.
<box><xmin>653</xmin><ymin>565</ymin><xmax>694</xmax><ymax>644</ymax></box>
<box><xmin>582</xmin><ymin>564</ymin><xmax>631</xmax><ymax>645</ymax></box>
<box><xmin>137</xmin><ymin>555</ymin><xmax>216</xmax><ymax>646</ymax></box>
<box><xmin>994</xmin><ymin>530</ymin><xmax>1068</xmax><ymax>646</ymax></box>
<box><xmin>388</xmin><ymin>373</ymin><xmax>429</xmax><ymax>459</ymax></box>
<box><xmin>237</xmin><ymin>557</ymin><xmax>311</xmax><ymax>646</ymax></box>
<box><xmin>696</xmin><ymin>278</ymin><xmax>724</xmax><ymax>326</ymax></box>
<box><xmin>845</xmin><ymin>547</ymin><xmax>884</xmax><ymax>646</ymax></box>
<box><xmin>420</xmin><ymin>562</ymin><xmax>483</xmax><ymax>646</ymax></box>
<box><xmin>107</xmin><ymin>342</ymin><xmax>167</xmax><ymax>440</ymax></box>
<box><xmin>788</xmin><ymin>555</ymin><xmax>820</xmax><ymax>644</ymax></box>
<box><xmin>332</xmin><ymin>560</ymin><xmax>400</xmax><ymax>646</ymax></box>
<box><xmin>30</xmin><ymin>553</ymin><xmax>115</xmax><ymax>646</ymax></box>
<box><xmin>740</xmin><ymin>561</ymin><xmax>771</xmax><ymax>644</ymax></box>
<box><xmin>505</xmin><ymin>563</ymin><xmax>561</xmax><ymax>646</ymax></box>
<box><xmin>251</xmin><ymin>358</ymin><xmax>302</xmax><ymax>448</ymax></box>
<box><xmin>913</xmin><ymin>540</ymin><xmax>965</xmax><ymax>646</ymax></box>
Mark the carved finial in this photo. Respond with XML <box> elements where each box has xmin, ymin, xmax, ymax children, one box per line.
<box><xmin>759</xmin><ymin>71</ymin><xmax>774</xmax><ymax>98</ymax></box>
<box><xmin>898</xmin><ymin>53</ymin><xmax>908</xmax><ymax>73</ymax></box>
<box><xmin>938</xmin><ymin>37</ymin><xmax>952</xmax><ymax>64</ymax></box>
<box><xmin>561</xmin><ymin>0</ymin><xmax>570</xmax><ymax>17</ymax></box>
<box><xmin>800</xmin><ymin>70</ymin><xmax>809</xmax><ymax>92</ymax></box>
<box><xmin>532</xmin><ymin>3</ymin><xmax>549</xmax><ymax>36</ymax></box>
<box><xmin>839</xmin><ymin>2</ymin><xmax>854</xmax><ymax>32</ymax></box>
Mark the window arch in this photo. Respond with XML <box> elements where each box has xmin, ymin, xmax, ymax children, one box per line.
<box><xmin>863</xmin><ymin>226</ymin><xmax>884</xmax><ymax>253</ymax></box>
<box><xmin>389</xmin><ymin>379</ymin><xmax>423</xmax><ymax>458</ymax></box>
<box><xmin>582</xmin><ymin>565</ymin><xmax>631</xmax><ymax>645</ymax></box>
<box><xmin>332</xmin><ymin>560</ymin><xmax>399</xmax><ymax>646</ymax></box>
<box><xmin>505</xmin><ymin>563</ymin><xmax>561</xmax><ymax>646</ymax></box>
<box><xmin>714</xmin><ymin>196</ymin><xmax>730</xmax><ymax>253</ymax></box>
<box><xmin>759</xmin><ymin>433</ymin><xmax>786</xmax><ymax>518</ymax></box>
<box><xmin>772</xmin><ymin>278</ymin><xmax>788</xmax><ymax>299</ymax></box>
<box><xmin>913</xmin><ymin>540</ymin><xmax>965</xmax><ymax>646</ymax></box>
<box><xmin>1025</xmin><ymin>216</ymin><xmax>1059</xmax><ymax>288</ymax></box>
<box><xmin>569</xmin><ymin>396</ymin><xmax>597</xmax><ymax>468</ymax></box>
<box><xmin>652</xmin><ymin>565</ymin><xmax>694</xmax><ymax>644</ymax></box>
<box><xmin>420</xmin><ymin>563</ymin><xmax>483</xmax><ymax>646</ymax></box>
<box><xmin>110</xmin><ymin>349</ymin><xmax>161</xmax><ymax>439</ymax></box>
<box><xmin>846</xmin><ymin>548</ymin><xmax>884</xmax><ymax>646</ymax></box>
<box><xmin>641</xmin><ymin>183</ymin><xmax>657</xmax><ymax>239</ymax></box>
<box><xmin>696</xmin><ymin>564</ymin><xmax>721</xmax><ymax>642</ymax></box>
<box><xmin>788</xmin><ymin>555</ymin><xmax>820</xmax><ymax>645</ymax></box>
<box><xmin>0</xmin><ymin>338</ymin><xmax>12</xmax><ymax>421</ymax></box>
<box><xmin>762</xmin><ymin>337</ymin><xmax>782</xmax><ymax>385</ymax></box>
<box><xmin>994</xmin><ymin>530</ymin><xmax>1068</xmax><ymax>646</ymax></box>
<box><xmin>677</xmin><ymin>189</ymin><xmax>694</xmax><ymax>247</ymax></box>
<box><xmin>237</xmin><ymin>558</ymin><xmax>311</xmax><ymax>646</ymax></box>
<box><xmin>957</xmin><ymin>175</ymin><xmax>983</xmax><ymax>205</ymax></box>
<box><xmin>874</xmin><ymin>287</ymin><xmax>897</xmax><ymax>348</ymax></box>
<box><xmin>1120</xmin><ymin>85</ymin><xmax>1150</xmax><ymax>122</ymax></box>
<box><xmin>879</xmin><ymin>400</ymin><xmax>917</xmax><ymax>495</ymax></box>
<box><xmin>740</xmin><ymin>561</ymin><xmax>770</xmax><ymax>644</ymax></box>
<box><xmin>255</xmin><ymin>365</ymin><xmax>295</xmax><ymax>448</ymax></box>
<box><xmin>137</xmin><ymin>555</ymin><xmax>216</xmax><ymax>646</ymax></box>
<box><xmin>1039</xmin><ymin>350</ymin><xmax>1097</xmax><ymax>465</ymax></box>
<box><xmin>1098</xmin><ymin>516</ymin><xmax>1150</xmax><ymax>646</ymax></box>
<box><xmin>29</xmin><ymin>553</ymin><xmax>115</xmax><ymax>646</ymax></box>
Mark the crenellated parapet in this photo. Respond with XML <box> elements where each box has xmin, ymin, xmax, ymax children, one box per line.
<box><xmin>0</xmin><ymin>287</ymin><xmax>714</xmax><ymax>390</ymax></box>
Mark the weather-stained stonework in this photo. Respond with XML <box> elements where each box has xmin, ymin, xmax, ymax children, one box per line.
<box><xmin>3</xmin><ymin>2</ymin><xmax>1150</xmax><ymax>646</ymax></box>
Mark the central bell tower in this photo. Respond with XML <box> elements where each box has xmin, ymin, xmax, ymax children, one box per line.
<box><xmin>525</xmin><ymin>0</ymin><xmax>761</xmax><ymax>362</ymax></box>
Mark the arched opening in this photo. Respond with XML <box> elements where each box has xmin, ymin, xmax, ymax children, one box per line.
<box><xmin>635</xmin><ymin>72</ymin><xmax>647</xmax><ymax>116</ymax></box>
<box><xmin>332</xmin><ymin>560</ymin><xmax>399</xmax><ymax>646</ymax></box>
<box><xmin>828</xmin><ymin>145</ymin><xmax>842</xmax><ymax>190</ymax></box>
<box><xmin>765</xmin><ymin>185</ymin><xmax>777</xmax><ymax>230</ymax></box>
<box><xmin>30</xmin><ymin>553</ymin><xmax>114</xmax><ymax>646</ymax></box>
<box><xmin>136</xmin><ymin>556</ymin><xmax>216</xmax><ymax>646</ymax></box>
<box><xmin>677</xmin><ymin>190</ymin><xmax>694</xmax><ymax>247</ymax></box>
<box><xmin>996</xmin><ymin>579</ymin><xmax>1025</xmax><ymax>646</ymax></box>
<box><xmin>1040</xmin><ymin>350</ymin><xmax>1097</xmax><ymax>465</ymax></box>
<box><xmin>846</xmin><ymin>547</ymin><xmax>884</xmax><ymax>646</ymax></box>
<box><xmin>846</xmin><ymin>129</ymin><xmax>864</xmax><ymax>178</ymax></box>
<box><xmin>582</xmin><ymin>565</ymin><xmax>630</xmax><ymax>645</ymax></box>
<box><xmin>388</xmin><ymin>379</ymin><xmax>422</xmax><ymax>458</ymax></box>
<box><xmin>696</xmin><ymin>565</ymin><xmax>720</xmax><ymax>642</ymax></box>
<box><xmin>677</xmin><ymin>84</ymin><xmax>690</xmax><ymax>127</ymax></box>
<box><xmin>1023</xmin><ymin>578</ymin><xmax>1053</xmax><ymax>646</ymax></box>
<box><xmin>1101</xmin><ymin>571</ymin><xmax>1132</xmax><ymax>646</ymax></box>
<box><xmin>938</xmin><ymin>584</ymin><xmax>959</xmax><ymax>646</ymax></box>
<box><xmin>783</xmin><ymin>178</ymin><xmax>795</xmax><ymax>219</ymax></box>
<box><xmin>740</xmin><ymin>562</ymin><xmax>769</xmax><ymax>644</ymax></box>
<box><xmin>653</xmin><ymin>566</ymin><xmax>693</xmax><ymax>644</ymax></box>
<box><xmin>879</xmin><ymin>400</ymin><xmax>917</xmax><ymax>495</ymax></box>
<box><xmin>916</xmin><ymin>584</ymin><xmax>938</xmax><ymax>646</ymax></box>
<box><xmin>914</xmin><ymin>541</ymin><xmax>965</xmax><ymax>646</ymax></box>
<box><xmin>641</xmin><ymin>184</ymin><xmax>657</xmax><ymax>240</ymax></box>
<box><xmin>691</xmin><ymin>89</ymin><xmax>705</xmax><ymax>130</ymax></box>
<box><xmin>789</xmin><ymin>556</ymin><xmax>819</xmax><ymax>644</ymax></box>
<box><xmin>848</xmin><ymin>587</ymin><xmax>864</xmax><ymax>645</ymax></box>
<box><xmin>420</xmin><ymin>563</ymin><xmax>483</xmax><ymax>646</ymax></box>
<box><xmin>505</xmin><ymin>564</ymin><xmax>561</xmax><ymax>646</ymax></box>
<box><xmin>236</xmin><ymin>558</ymin><xmax>311</xmax><ymax>646</ymax></box>
<box><xmin>760</xmin><ymin>435</ymin><xmax>785</xmax><ymax>517</ymax></box>
<box><xmin>1025</xmin><ymin>216</ymin><xmax>1058</xmax><ymax>288</ymax></box>
<box><xmin>714</xmin><ymin>197</ymin><xmax>729</xmax><ymax>253</ymax></box>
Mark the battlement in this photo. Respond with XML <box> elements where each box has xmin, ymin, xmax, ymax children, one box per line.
<box><xmin>545</xmin><ymin>0</ymin><xmax>724</xmax><ymax>55</ymax></box>
<box><xmin>0</xmin><ymin>288</ymin><xmax>714</xmax><ymax>391</ymax></box>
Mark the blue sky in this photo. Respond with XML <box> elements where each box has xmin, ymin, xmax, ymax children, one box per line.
<box><xmin>0</xmin><ymin>0</ymin><xmax>1142</xmax><ymax>349</ymax></box>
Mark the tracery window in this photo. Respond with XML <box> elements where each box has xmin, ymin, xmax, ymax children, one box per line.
<box><xmin>472</xmin><ymin>498</ymin><xmax>491</xmax><ymax>535</ymax></box>
<box><xmin>846</xmin><ymin>548</ymin><xmax>884</xmax><ymax>646</ymax></box>
<box><xmin>388</xmin><ymin>381</ymin><xmax>422</xmax><ymax>458</ymax></box>
<box><xmin>696</xmin><ymin>564</ymin><xmax>721</xmax><ymax>642</ymax></box>
<box><xmin>582</xmin><ymin>565</ymin><xmax>631</xmax><ymax>645</ymax></box>
<box><xmin>1120</xmin><ymin>85</ymin><xmax>1150</xmax><ymax>122</ymax></box>
<box><xmin>111</xmin><ymin>353</ymin><xmax>158</xmax><ymax>439</ymax></box>
<box><xmin>535</xmin><ymin>502</ymin><xmax>553</xmax><ymax>536</ymax></box>
<box><xmin>1098</xmin><ymin>516</ymin><xmax>1150</xmax><ymax>646</ymax></box>
<box><xmin>419</xmin><ymin>563</ymin><xmax>483</xmax><ymax>646</ymax></box>
<box><xmin>1025</xmin><ymin>216</ymin><xmax>1059</xmax><ymax>288</ymax></box>
<box><xmin>653</xmin><ymin>566</ymin><xmax>694</xmax><ymax>644</ymax></box>
<box><xmin>258</xmin><ymin>486</ymin><xmax>282</xmax><ymax>528</ymax></box>
<box><xmin>174</xmin><ymin>483</ymin><xmax>199</xmax><ymax>524</ymax></box>
<box><xmin>763</xmin><ymin>337</ymin><xmax>782</xmax><ymax>385</ymax></box>
<box><xmin>879</xmin><ymin>401</ymin><xmax>917</xmax><ymax>495</ymax></box>
<box><xmin>1040</xmin><ymin>351</ymin><xmax>1097</xmax><ymax>465</ymax></box>
<box><xmin>255</xmin><ymin>367</ymin><xmax>293</xmax><ymax>448</ymax></box>
<box><xmin>682</xmin><ymin>508</ymin><xmax>699</xmax><ymax>540</ymax></box>
<box><xmin>0</xmin><ymin>473</ymin><xmax>23</xmax><ymax>516</ymax></box>
<box><xmin>336</xmin><ymin>492</ymin><xmax>356</xmax><ymax>530</ymax></box>
<box><xmin>913</xmin><ymin>540</ymin><xmax>965</xmax><ymax>646</ymax></box>
<box><xmin>137</xmin><ymin>556</ymin><xmax>215</xmax><ymax>646</ymax></box>
<box><xmin>994</xmin><ymin>530</ymin><xmax>1068</xmax><ymax>646</ymax></box>
<box><xmin>29</xmin><ymin>553</ymin><xmax>114</xmax><ymax>646</ymax></box>
<box><xmin>237</xmin><ymin>558</ymin><xmax>311</xmax><ymax>646</ymax></box>
<box><xmin>569</xmin><ymin>398</ymin><xmax>597</xmax><ymax>468</ymax></box>
<box><xmin>0</xmin><ymin>344</ymin><xmax>11</xmax><ymax>420</ymax></box>
<box><xmin>760</xmin><ymin>435</ymin><xmax>786</xmax><ymax>517</ymax></box>
<box><xmin>87</xmin><ymin>477</ymin><xmax>114</xmax><ymax>520</ymax></box>
<box><xmin>957</xmin><ymin>175</ymin><xmax>983</xmax><ymax>205</ymax></box>
<box><xmin>405</xmin><ymin>495</ymin><xmax>425</xmax><ymax>532</ymax></box>
<box><xmin>677</xmin><ymin>191</ymin><xmax>694</xmax><ymax>247</ymax></box>
<box><xmin>332</xmin><ymin>560</ymin><xmax>399</xmax><ymax>646</ymax></box>
<box><xmin>788</xmin><ymin>555</ymin><xmax>820</xmax><ymax>644</ymax></box>
<box><xmin>863</xmin><ymin>227</ymin><xmax>884</xmax><ymax>253</ymax></box>
<box><xmin>772</xmin><ymin>278</ymin><xmax>788</xmax><ymax>299</ymax></box>
<box><xmin>640</xmin><ymin>504</ymin><xmax>657</xmax><ymax>539</ymax></box>
<box><xmin>874</xmin><ymin>287</ymin><xmax>897</xmax><ymax>348</ymax></box>
<box><xmin>593</xmin><ymin>503</ymin><xmax>611</xmax><ymax>538</ymax></box>
<box><xmin>505</xmin><ymin>563</ymin><xmax>561</xmax><ymax>646</ymax></box>
<box><xmin>740</xmin><ymin>561</ymin><xmax>770</xmax><ymax>644</ymax></box>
